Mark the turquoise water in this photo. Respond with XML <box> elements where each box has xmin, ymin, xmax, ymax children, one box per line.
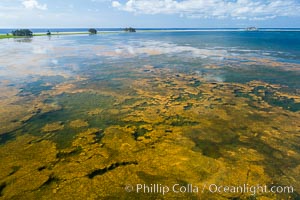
<box><xmin>1</xmin><ymin>31</ymin><xmax>299</xmax><ymax>83</ymax></box>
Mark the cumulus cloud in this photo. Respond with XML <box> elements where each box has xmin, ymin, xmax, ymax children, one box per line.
<box><xmin>22</xmin><ymin>0</ymin><xmax>47</xmax><ymax>10</ymax></box>
<box><xmin>111</xmin><ymin>0</ymin><xmax>300</xmax><ymax>20</ymax></box>
<box><xmin>112</xmin><ymin>1</ymin><xmax>122</xmax><ymax>8</ymax></box>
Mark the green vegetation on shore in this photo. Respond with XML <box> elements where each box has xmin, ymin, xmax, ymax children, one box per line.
<box><xmin>124</xmin><ymin>27</ymin><xmax>136</xmax><ymax>32</ymax></box>
<box><xmin>0</xmin><ymin>27</ymin><xmax>139</xmax><ymax>40</ymax></box>
<box><xmin>0</xmin><ymin>34</ymin><xmax>14</xmax><ymax>39</ymax></box>
<box><xmin>0</xmin><ymin>32</ymin><xmax>90</xmax><ymax>39</ymax></box>
<box><xmin>0</xmin><ymin>31</ymin><xmax>129</xmax><ymax>40</ymax></box>
<box><xmin>12</xmin><ymin>29</ymin><xmax>33</xmax><ymax>36</ymax></box>
<box><xmin>88</xmin><ymin>28</ymin><xmax>97</xmax><ymax>34</ymax></box>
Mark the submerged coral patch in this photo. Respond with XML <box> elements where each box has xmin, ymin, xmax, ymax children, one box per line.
<box><xmin>42</xmin><ymin>122</ymin><xmax>64</xmax><ymax>133</ymax></box>
<box><xmin>69</xmin><ymin>120</ymin><xmax>89</xmax><ymax>129</ymax></box>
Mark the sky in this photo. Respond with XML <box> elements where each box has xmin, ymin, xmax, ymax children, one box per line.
<box><xmin>0</xmin><ymin>0</ymin><xmax>300</xmax><ymax>28</ymax></box>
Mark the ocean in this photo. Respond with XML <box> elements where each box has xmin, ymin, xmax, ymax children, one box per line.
<box><xmin>0</xmin><ymin>30</ymin><xmax>299</xmax><ymax>199</ymax></box>
<box><xmin>1</xmin><ymin>28</ymin><xmax>300</xmax><ymax>34</ymax></box>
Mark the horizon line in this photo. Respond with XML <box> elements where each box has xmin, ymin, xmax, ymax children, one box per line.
<box><xmin>1</xmin><ymin>27</ymin><xmax>300</xmax><ymax>29</ymax></box>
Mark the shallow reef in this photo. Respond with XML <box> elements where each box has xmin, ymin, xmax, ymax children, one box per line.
<box><xmin>69</xmin><ymin>120</ymin><xmax>89</xmax><ymax>129</ymax></box>
<box><xmin>0</xmin><ymin>64</ymin><xmax>299</xmax><ymax>200</ymax></box>
<box><xmin>42</xmin><ymin>122</ymin><xmax>65</xmax><ymax>133</ymax></box>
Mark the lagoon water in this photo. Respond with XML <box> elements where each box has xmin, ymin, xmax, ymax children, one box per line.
<box><xmin>0</xmin><ymin>31</ymin><xmax>299</xmax><ymax>199</ymax></box>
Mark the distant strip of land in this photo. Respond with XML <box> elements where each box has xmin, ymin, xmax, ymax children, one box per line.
<box><xmin>0</xmin><ymin>31</ymin><xmax>126</xmax><ymax>39</ymax></box>
<box><xmin>1</xmin><ymin>29</ymin><xmax>300</xmax><ymax>40</ymax></box>
<box><xmin>0</xmin><ymin>32</ymin><xmax>93</xmax><ymax>39</ymax></box>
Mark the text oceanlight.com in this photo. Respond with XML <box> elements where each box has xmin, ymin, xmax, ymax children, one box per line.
<box><xmin>124</xmin><ymin>183</ymin><xmax>294</xmax><ymax>196</ymax></box>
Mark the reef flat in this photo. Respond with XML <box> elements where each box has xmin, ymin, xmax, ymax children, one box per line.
<box><xmin>0</xmin><ymin>31</ymin><xmax>299</xmax><ymax>199</ymax></box>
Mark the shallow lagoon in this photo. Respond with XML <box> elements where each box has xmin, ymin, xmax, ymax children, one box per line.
<box><xmin>0</xmin><ymin>31</ymin><xmax>300</xmax><ymax>199</ymax></box>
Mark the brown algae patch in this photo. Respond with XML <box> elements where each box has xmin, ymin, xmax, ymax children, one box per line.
<box><xmin>0</xmin><ymin>65</ymin><xmax>299</xmax><ymax>199</ymax></box>
<box><xmin>69</xmin><ymin>120</ymin><xmax>89</xmax><ymax>129</ymax></box>
<box><xmin>42</xmin><ymin>122</ymin><xmax>64</xmax><ymax>133</ymax></box>
<box><xmin>0</xmin><ymin>135</ymin><xmax>57</xmax><ymax>199</ymax></box>
<box><xmin>0</xmin><ymin>82</ymin><xmax>62</xmax><ymax>136</ymax></box>
<box><xmin>87</xmin><ymin>108</ymin><xmax>102</xmax><ymax>116</ymax></box>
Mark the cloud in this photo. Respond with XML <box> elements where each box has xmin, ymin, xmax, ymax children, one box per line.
<box><xmin>111</xmin><ymin>0</ymin><xmax>300</xmax><ymax>20</ymax></box>
<box><xmin>112</xmin><ymin>1</ymin><xmax>121</xmax><ymax>8</ymax></box>
<box><xmin>22</xmin><ymin>0</ymin><xmax>47</xmax><ymax>10</ymax></box>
